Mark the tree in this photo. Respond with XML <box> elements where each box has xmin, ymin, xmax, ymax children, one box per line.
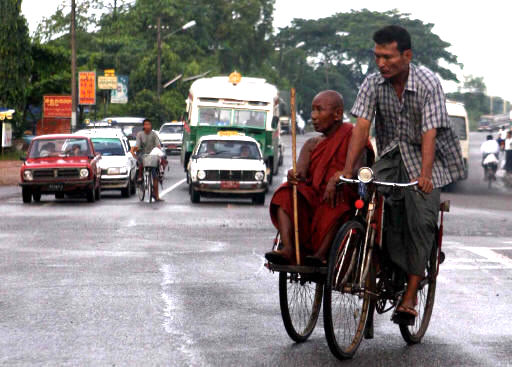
<box><xmin>276</xmin><ymin>9</ymin><xmax>462</xmax><ymax>117</ymax></box>
<box><xmin>0</xmin><ymin>0</ymin><xmax>32</xmax><ymax>136</ymax></box>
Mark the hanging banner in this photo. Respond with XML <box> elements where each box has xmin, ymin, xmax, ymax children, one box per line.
<box><xmin>1</xmin><ymin>122</ymin><xmax>13</xmax><ymax>147</ymax></box>
<box><xmin>43</xmin><ymin>95</ymin><xmax>72</xmax><ymax>118</ymax></box>
<box><xmin>79</xmin><ymin>71</ymin><xmax>96</xmax><ymax>105</ymax></box>
<box><xmin>111</xmin><ymin>75</ymin><xmax>128</xmax><ymax>104</ymax></box>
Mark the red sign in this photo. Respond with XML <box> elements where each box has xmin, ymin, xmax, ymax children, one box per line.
<box><xmin>43</xmin><ymin>95</ymin><xmax>72</xmax><ymax>118</ymax></box>
<box><xmin>79</xmin><ymin>71</ymin><xmax>96</xmax><ymax>105</ymax></box>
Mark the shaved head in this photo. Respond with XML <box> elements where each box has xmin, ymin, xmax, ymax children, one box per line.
<box><xmin>313</xmin><ymin>90</ymin><xmax>344</xmax><ymax>110</ymax></box>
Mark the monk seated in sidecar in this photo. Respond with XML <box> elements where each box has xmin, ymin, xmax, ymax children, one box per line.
<box><xmin>265</xmin><ymin>90</ymin><xmax>373</xmax><ymax>266</ymax></box>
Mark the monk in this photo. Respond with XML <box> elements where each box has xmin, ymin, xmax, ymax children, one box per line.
<box><xmin>265</xmin><ymin>90</ymin><xmax>373</xmax><ymax>266</ymax></box>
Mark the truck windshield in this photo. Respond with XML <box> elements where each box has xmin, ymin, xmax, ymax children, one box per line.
<box><xmin>198</xmin><ymin>107</ymin><xmax>266</xmax><ymax>129</ymax></box>
<box><xmin>29</xmin><ymin>138</ymin><xmax>91</xmax><ymax>158</ymax></box>
<box><xmin>196</xmin><ymin>140</ymin><xmax>261</xmax><ymax>159</ymax></box>
<box><xmin>91</xmin><ymin>138</ymin><xmax>125</xmax><ymax>156</ymax></box>
<box><xmin>449</xmin><ymin>116</ymin><xmax>467</xmax><ymax>140</ymax></box>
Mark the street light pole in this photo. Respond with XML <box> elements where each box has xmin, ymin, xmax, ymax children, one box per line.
<box><xmin>71</xmin><ymin>0</ymin><xmax>77</xmax><ymax>132</ymax></box>
<box><xmin>151</xmin><ymin>19</ymin><xmax>196</xmax><ymax>99</ymax></box>
<box><xmin>157</xmin><ymin>16</ymin><xmax>162</xmax><ymax>98</ymax></box>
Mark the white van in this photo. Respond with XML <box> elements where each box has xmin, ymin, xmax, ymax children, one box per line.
<box><xmin>446</xmin><ymin>100</ymin><xmax>469</xmax><ymax>179</ymax></box>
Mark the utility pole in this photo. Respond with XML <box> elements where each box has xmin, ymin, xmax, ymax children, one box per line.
<box><xmin>156</xmin><ymin>16</ymin><xmax>162</xmax><ymax>98</ymax></box>
<box><xmin>71</xmin><ymin>0</ymin><xmax>77</xmax><ymax>132</ymax></box>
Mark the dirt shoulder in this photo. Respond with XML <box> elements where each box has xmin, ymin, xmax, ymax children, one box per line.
<box><xmin>0</xmin><ymin>161</ymin><xmax>21</xmax><ymax>186</ymax></box>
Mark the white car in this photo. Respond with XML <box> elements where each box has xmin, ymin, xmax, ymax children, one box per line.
<box><xmin>188</xmin><ymin>133</ymin><xmax>268</xmax><ymax>204</ymax></box>
<box><xmin>159</xmin><ymin>121</ymin><xmax>184</xmax><ymax>154</ymax></box>
<box><xmin>76</xmin><ymin>128</ymin><xmax>137</xmax><ymax>197</ymax></box>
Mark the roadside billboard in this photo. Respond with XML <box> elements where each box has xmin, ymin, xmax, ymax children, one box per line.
<box><xmin>98</xmin><ymin>76</ymin><xmax>118</xmax><ymax>90</ymax></box>
<box><xmin>43</xmin><ymin>95</ymin><xmax>72</xmax><ymax>118</ymax></box>
<box><xmin>111</xmin><ymin>75</ymin><xmax>128</xmax><ymax>104</ymax></box>
<box><xmin>79</xmin><ymin>71</ymin><xmax>96</xmax><ymax>105</ymax></box>
<box><xmin>1</xmin><ymin>122</ymin><xmax>12</xmax><ymax>147</ymax></box>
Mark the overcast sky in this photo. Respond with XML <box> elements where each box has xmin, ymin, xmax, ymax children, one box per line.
<box><xmin>21</xmin><ymin>0</ymin><xmax>512</xmax><ymax>101</ymax></box>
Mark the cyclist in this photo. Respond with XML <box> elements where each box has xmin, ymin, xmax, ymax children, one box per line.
<box><xmin>130</xmin><ymin>118</ymin><xmax>164</xmax><ymax>201</ymax></box>
<box><xmin>340</xmin><ymin>25</ymin><xmax>464</xmax><ymax>324</ymax></box>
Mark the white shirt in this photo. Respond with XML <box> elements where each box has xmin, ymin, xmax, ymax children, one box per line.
<box><xmin>499</xmin><ymin>129</ymin><xmax>508</xmax><ymax>140</ymax></box>
<box><xmin>505</xmin><ymin>138</ymin><xmax>512</xmax><ymax>151</ymax></box>
<box><xmin>480</xmin><ymin>139</ymin><xmax>500</xmax><ymax>155</ymax></box>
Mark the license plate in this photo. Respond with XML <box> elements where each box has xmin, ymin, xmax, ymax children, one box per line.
<box><xmin>167</xmin><ymin>144</ymin><xmax>176</xmax><ymax>149</ymax></box>
<box><xmin>48</xmin><ymin>184</ymin><xmax>63</xmax><ymax>191</ymax></box>
<box><xmin>220</xmin><ymin>181</ymin><xmax>240</xmax><ymax>189</ymax></box>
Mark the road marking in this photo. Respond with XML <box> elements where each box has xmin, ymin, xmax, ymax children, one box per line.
<box><xmin>161</xmin><ymin>178</ymin><xmax>186</xmax><ymax>198</ymax></box>
<box><xmin>443</xmin><ymin>246</ymin><xmax>512</xmax><ymax>271</ymax></box>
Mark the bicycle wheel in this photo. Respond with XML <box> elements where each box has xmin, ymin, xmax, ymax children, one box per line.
<box><xmin>146</xmin><ymin>170</ymin><xmax>153</xmax><ymax>203</ymax></box>
<box><xmin>137</xmin><ymin>173</ymin><xmax>145</xmax><ymax>201</ymax></box>
<box><xmin>323</xmin><ymin>220</ymin><xmax>372</xmax><ymax>360</ymax></box>
<box><xmin>399</xmin><ymin>243</ymin><xmax>437</xmax><ymax>344</ymax></box>
<box><xmin>279</xmin><ymin>271</ymin><xmax>323</xmax><ymax>343</ymax></box>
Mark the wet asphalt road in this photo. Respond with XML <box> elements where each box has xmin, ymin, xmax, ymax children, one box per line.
<box><xmin>0</xmin><ymin>132</ymin><xmax>511</xmax><ymax>366</ymax></box>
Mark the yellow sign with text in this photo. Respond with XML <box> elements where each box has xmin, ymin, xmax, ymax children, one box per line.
<box><xmin>98</xmin><ymin>76</ymin><xmax>118</xmax><ymax>90</ymax></box>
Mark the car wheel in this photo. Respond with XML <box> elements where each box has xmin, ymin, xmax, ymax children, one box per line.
<box><xmin>33</xmin><ymin>192</ymin><xmax>41</xmax><ymax>202</ymax></box>
<box><xmin>122</xmin><ymin>180</ymin><xmax>130</xmax><ymax>198</ymax></box>
<box><xmin>22</xmin><ymin>188</ymin><xmax>32</xmax><ymax>203</ymax></box>
<box><xmin>189</xmin><ymin>185</ymin><xmax>200</xmax><ymax>203</ymax></box>
<box><xmin>55</xmin><ymin>192</ymin><xmax>64</xmax><ymax>199</ymax></box>
<box><xmin>252</xmin><ymin>193</ymin><xmax>265</xmax><ymax>205</ymax></box>
<box><xmin>87</xmin><ymin>187</ymin><xmax>96</xmax><ymax>203</ymax></box>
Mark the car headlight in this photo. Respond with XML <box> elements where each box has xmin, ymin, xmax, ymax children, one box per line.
<box><xmin>357</xmin><ymin>167</ymin><xmax>374</xmax><ymax>184</ymax></box>
<box><xmin>255</xmin><ymin>171</ymin><xmax>265</xmax><ymax>181</ymax></box>
<box><xmin>107</xmin><ymin>167</ymin><xmax>120</xmax><ymax>175</ymax></box>
<box><xmin>23</xmin><ymin>170</ymin><xmax>33</xmax><ymax>181</ymax></box>
<box><xmin>80</xmin><ymin>168</ymin><xmax>89</xmax><ymax>178</ymax></box>
<box><xmin>120</xmin><ymin>167</ymin><xmax>128</xmax><ymax>174</ymax></box>
<box><xmin>197</xmin><ymin>170</ymin><xmax>206</xmax><ymax>180</ymax></box>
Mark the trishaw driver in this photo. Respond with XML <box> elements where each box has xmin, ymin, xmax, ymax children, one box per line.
<box><xmin>341</xmin><ymin>25</ymin><xmax>464</xmax><ymax>322</ymax></box>
<box><xmin>130</xmin><ymin>118</ymin><xmax>163</xmax><ymax>201</ymax></box>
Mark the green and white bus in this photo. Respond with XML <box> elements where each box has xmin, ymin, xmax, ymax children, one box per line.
<box><xmin>181</xmin><ymin>73</ymin><xmax>282</xmax><ymax>184</ymax></box>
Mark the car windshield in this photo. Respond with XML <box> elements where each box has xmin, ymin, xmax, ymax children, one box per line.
<box><xmin>196</xmin><ymin>140</ymin><xmax>261</xmax><ymax>159</ymax></box>
<box><xmin>160</xmin><ymin>125</ymin><xmax>184</xmax><ymax>134</ymax></box>
<box><xmin>449</xmin><ymin>116</ymin><xmax>467</xmax><ymax>140</ymax></box>
<box><xmin>29</xmin><ymin>138</ymin><xmax>91</xmax><ymax>158</ymax></box>
<box><xmin>91</xmin><ymin>138</ymin><xmax>125</xmax><ymax>156</ymax></box>
<box><xmin>198</xmin><ymin>107</ymin><xmax>266</xmax><ymax>129</ymax></box>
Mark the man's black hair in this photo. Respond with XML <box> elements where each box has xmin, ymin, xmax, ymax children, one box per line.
<box><xmin>487</xmin><ymin>135</ymin><xmax>493</xmax><ymax>140</ymax></box>
<box><xmin>373</xmin><ymin>25</ymin><xmax>411</xmax><ymax>53</ymax></box>
<box><xmin>143</xmin><ymin>118</ymin><xmax>152</xmax><ymax>125</ymax></box>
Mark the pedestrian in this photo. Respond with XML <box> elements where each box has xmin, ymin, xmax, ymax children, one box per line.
<box><xmin>505</xmin><ymin>130</ymin><xmax>512</xmax><ymax>173</ymax></box>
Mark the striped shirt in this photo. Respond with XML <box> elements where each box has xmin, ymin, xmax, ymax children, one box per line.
<box><xmin>351</xmin><ymin>63</ymin><xmax>465</xmax><ymax>188</ymax></box>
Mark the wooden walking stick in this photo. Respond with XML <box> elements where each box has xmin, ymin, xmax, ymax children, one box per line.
<box><xmin>290</xmin><ymin>88</ymin><xmax>301</xmax><ymax>265</ymax></box>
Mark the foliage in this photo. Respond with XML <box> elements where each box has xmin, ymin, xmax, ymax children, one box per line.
<box><xmin>0</xmin><ymin>0</ymin><xmax>32</xmax><ymax>136</ymax></box>
<box><xmin>27</xmin><ymin>3</ymin><xmax>478</xmax><ymax>133</ymax></box>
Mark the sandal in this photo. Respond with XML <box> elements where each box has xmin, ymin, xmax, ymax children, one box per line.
<box><xmin>265</xmin><ymin>251</ymin><xmax>292</xmax><ymax>265</ymax></box>
<box><xmin>392</xmin><ymin>304</ymin><xmax>418</xmax><ymax>326</ymax></box>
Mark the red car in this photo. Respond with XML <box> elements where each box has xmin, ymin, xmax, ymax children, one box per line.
<box><xmin>19</xmin><ymin>134</ymin><xmax>102</xmax><ymax>203</ymax></box>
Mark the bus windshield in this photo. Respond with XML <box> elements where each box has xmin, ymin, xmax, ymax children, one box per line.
<box><xmin>198</xmin><ymin>107</ymin><xmax>266</xmax><ymax>129</ymax></box>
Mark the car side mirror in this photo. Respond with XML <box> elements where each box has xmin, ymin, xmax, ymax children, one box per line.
<box><xmin>271</xmin><ymin>116</ymin><xmax>279</xmax><ymax>129</ymax></box>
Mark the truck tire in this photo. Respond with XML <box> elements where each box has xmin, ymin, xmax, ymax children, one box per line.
<box><xmin>252</xmin><ymin>193</ymin><xmax>265</xmax><ymax>205</ymax></box>
<box><xmin>33</xmin><ymin>192</ymin><xmax>41</xmax><ymax>202</ymax></box>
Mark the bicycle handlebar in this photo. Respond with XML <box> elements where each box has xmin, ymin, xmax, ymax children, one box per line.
<box><xmin>338</xmin><ymin>176</ymin><xmax>418</xmax><ymax>188</ymax></box>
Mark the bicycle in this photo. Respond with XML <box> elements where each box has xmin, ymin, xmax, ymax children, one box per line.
<box><xmin>266</xmin><ymin>166</ymin><xmax>449</xmax><ymax>360</ymax></box>
<box><xmin>137</xmin><ymin>154</ymin><xmax>161</xmax><ymax>203</ymax></box>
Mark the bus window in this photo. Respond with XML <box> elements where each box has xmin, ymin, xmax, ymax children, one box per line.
<box><xmin>233</xmin><ymin>110</ymin><xmax>266</xmax><ymax>128</ymax></box>
<box><xmin>198</xmin><ymin>107</ymin><xmax>231</xmax><ymax>126</ymax></box>
<box><xmin>449</xmin><ymin>116</ymin><xmax>467</xmax><ymax>140</ymax></box>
